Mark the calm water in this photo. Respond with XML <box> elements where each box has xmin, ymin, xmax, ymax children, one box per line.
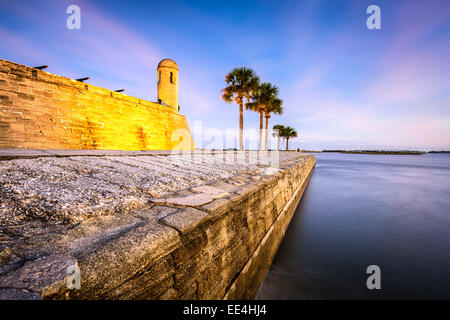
<box><xmin>257</xmin><ymin>153</ymin><xmax>450</xmax><ymax>299</ymax></box>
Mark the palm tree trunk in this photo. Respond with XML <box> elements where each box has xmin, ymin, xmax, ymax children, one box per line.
<box><xmin>264</xmin><ymin>114</ymin><xmax>269</xmax><ymax>151</ymax></box>
<box><xmin>259</xmin><ymin>110</ymin><xmax>263</xmax><ymax>151</ymax></box>
<box><xmin>239</xmin><ymin>100</ymin><xmax>244</xmax><ymax>151</ymax></box>
<box><xmin>286</xmin><ymin>137</ymin><xmax>289</xmax><ymax>151</ymax></box>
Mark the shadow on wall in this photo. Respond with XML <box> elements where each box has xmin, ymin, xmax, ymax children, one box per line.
<box><xmin>79</xmin><ymin>118</ymin><xmax>100</xmax><ymax>149</ymax></box>
<box><xmin>136</xmin><ymin>126</ymin><xmax>148</xmax><ymax>150</ymax></box>
<box><xmin>0</xmin><ymin>121</ymin><xmax>11</xmax><ymax>146</ymax></box>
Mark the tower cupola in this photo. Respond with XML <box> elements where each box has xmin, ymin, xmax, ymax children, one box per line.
<box><xmin>157</xmin><ymin>59</ymin><xmax>179</xmax><ymax>111</ymax></box>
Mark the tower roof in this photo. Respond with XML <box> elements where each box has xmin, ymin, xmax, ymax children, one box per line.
<box><xmin>157</xmin><ymin>59</ymin><xmax>179</xmax><ymax>70</ymax></box>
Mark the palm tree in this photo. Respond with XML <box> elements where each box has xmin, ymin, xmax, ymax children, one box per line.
<box><xmin>264</xmin><ymin>97</ymin><xmax>283</xmax><ymax>150</ymax></box>
<box><xmin>272</xmin><ymin>124</ymin><xmax>285</xmax><ymax>151</ymax></box>
<box><xmin>283</xmin><ymin>126</ymin><xmax>298</xmax><ymax>151</ymax></box>
<box><xmin>246</xmin><ymin>82</ymin><xmax>278</xmax><ymax>150</ymax></box>
<box><xmin>222</xmin><ymin>68</ymin><xmax>260</xmax><ymax>150</ymax></box>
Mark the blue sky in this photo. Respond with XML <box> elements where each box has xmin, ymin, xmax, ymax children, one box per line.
<box><xmin>1</xmin><ymin>0</ymin><xmax>449</xmax><ymax>150</ymax></box>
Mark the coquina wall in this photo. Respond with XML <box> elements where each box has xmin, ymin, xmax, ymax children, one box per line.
<box><xmin>0</xmin><ymin>59</ymin><xmax>194</xmax><ymax>150</ymax></box>
<box><xmin>0</xmin><ymin>153</ymin><xmax>315</xmax><ymax>300</ymax></box>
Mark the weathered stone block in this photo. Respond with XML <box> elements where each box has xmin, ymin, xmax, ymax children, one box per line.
<box><xmin>161</xmin><ymin>208</ymin><xmax>211</xmax><ymax>235</ymax></box>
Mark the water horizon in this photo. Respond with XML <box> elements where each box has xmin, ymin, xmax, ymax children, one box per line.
<box><xmin>257</xmin><ymin>152</ymin><xmax>450</xmax><ymax>299</ymax></box>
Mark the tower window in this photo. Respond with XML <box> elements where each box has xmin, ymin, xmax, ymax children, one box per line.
<box><xmin>158</xmin><ymin>71</ymin><xmax>161</xmax><ymax>83</ymax></box>
<box><xmin>170</xmin><ymin>72</ymin><xmax>174</xmax><ymax>84</ymax></box>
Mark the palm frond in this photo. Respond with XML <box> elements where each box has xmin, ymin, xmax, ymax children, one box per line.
<box><xmin>222</xmin><ymin>67</ymin><xmax>260</xmax><ymax>105</ymax></box>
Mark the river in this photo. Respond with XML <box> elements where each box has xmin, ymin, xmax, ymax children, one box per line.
<box><xmin>256</xmin><ymin>152</ymin><xmax>450</xmax><ymax>299</ymax></box>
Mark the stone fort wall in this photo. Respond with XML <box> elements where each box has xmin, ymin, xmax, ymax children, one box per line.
<box><xmin>0</xmin><ymin>153</ymin><xmax>315</xmax><ymax>300</ymax></box>
<box><xmin>0</xmin><ymin>59</ymin><xmax>194</xmax><ymax>150</ymax></box>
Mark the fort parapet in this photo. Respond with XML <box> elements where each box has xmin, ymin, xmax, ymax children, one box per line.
<box><xmin>0</xmin><ymin>59</ymin><xmax>193</xmax><ymax>150</ymax></box>
<box><xmin>0</xmin><ymin>151</ymin><xmax>315</xmax><ymax>299</ymax></box>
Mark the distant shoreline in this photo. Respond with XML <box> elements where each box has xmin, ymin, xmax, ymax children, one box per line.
<box><xmin>324</xmin><ymin>151</ymin><xmax>425</xmax><ymax>155</ymax></box>
<box><xmin>303</xmin><ymin>150</ymin><xmax>450</xmax><ymax>155</ymax></box>
<box><xmin>196</xmin><ymin>149</ymin><xmax>449</xmax><ymax>155</ymax></box>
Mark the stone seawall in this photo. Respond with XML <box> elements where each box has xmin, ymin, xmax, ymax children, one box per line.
<box><xmin>0</xmin><ymin>59</ymin><xmax>193</xmax><ymax>150</ymax></box>
<box><xmin>0</xmin><ymin>152</ymin><xmax>315</xmax><ymax>299</ymax></box>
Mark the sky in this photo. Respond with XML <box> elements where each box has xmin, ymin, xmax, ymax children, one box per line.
<box><xmin>1</xmin><ymin>0</ymin><xmax>449</xmax><ymax>151</ymax></box>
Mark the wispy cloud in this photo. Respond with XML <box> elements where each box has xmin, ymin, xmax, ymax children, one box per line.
<box><xmin>278</xmin><ymin>0</ymin><xmax>450</xmax><ymax>150</ymax></box>
<box><xmin>1</xmin><ymin>0</ymin><xmax>449</xmax><ymax>150</ymax></box>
